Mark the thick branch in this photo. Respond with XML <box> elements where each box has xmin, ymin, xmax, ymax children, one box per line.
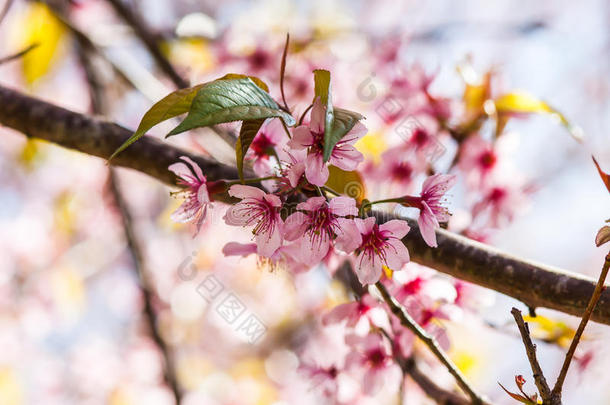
<box><xmin>2</xmin><ymin>84</ymin><xmax>610</xmax><ymax>325</ymax></box>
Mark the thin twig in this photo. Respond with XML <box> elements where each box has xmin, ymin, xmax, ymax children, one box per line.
<box><xmin>108</xmin><ymin>169</ymin><xmax>182</xmax><ymax>403</ymax></box>
<box><xmin>400</xmin><ymin>357</ymin><xmax>474</xmax><ymax>405</ymax></box>
<box><xmin>510</xmin><ymin>307</ymin><xmax>552</xmax><ymax>403</ymax></box>
<box><xmin>0</xmin><ymin>0</ymin><xmax>13</xmax><ymax>26</ymax></box>
<box><xmin>375</xmin><ymin>281</ymin><xmax>487</xmax><ymax>404</ymax></box>
<box><xmin>76</xmin><ymin>39</ymin><xmax>182</xmax><ymax>404</ymax></box>
<box><xmin>551</xmin><ymin>251</ymin><xmax>610</xmax><ymax>403</ymax></box>
<box><xmin>105</xmin><ymin>0</ymin><xmax>188</xmax><ymax>88</ymax></box>
<box><xmin>0</xmin><ymin>43</ymin><xmax>39</xmax><ymax>65</ymax></box>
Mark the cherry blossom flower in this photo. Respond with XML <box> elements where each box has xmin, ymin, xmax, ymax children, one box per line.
<box><xmin>168</xmin><ymin>156</ymin><xmax>218</xmax><ymax>236</ymax></box>
<box><xmin>458</xmin><ymin>135</ymin><xmax>498</xmax><ymax>186</ymax></box>
<box><xmin>288</xmin><ymin>98</ymin><xmax>367</xmax><ymax>186</ymax></box>
<box><xmin>223</xmin><ymin>185</ymin><xmax>284</xmax><ymax>257</ymax></box>
<box><xmin>222</xmin><ymin>241</ymin><xmax>308</xmax><ymax>273</ymax></box>
<box><xmin>352</xmin><ymin>217</ymin><xmax>410</xmax><ymax>284</ymax></box>
<box><xmin>345</xmin><ymin>333</ymin><xmax>401</xmax><ymax>395</ymax></box>
<box><xmin>284</xmin><ymin>196</ymin><xmax>361</xmax><ymax>263</ymax></box>
<box><xmin>323</xmin><ymin>294</ymin><xmax>390</xmax><ymax>333</ymax></box>
<box><xmin>471</xmin><ymin>180</ymin><xmax>531</xmax><ymax>228</ymax></box>
<box><xmin>401</xmin><ymin>174</ymin><xmax>457</xmax><ymax>247</ymax></box>
<box><xmin>247</xmin><ymin>119</ymin><xmax>284</xmax><ymax>175</ymax></box>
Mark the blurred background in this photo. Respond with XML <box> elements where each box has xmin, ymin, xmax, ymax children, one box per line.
<box><xmin>0</xmin><ymin>0</ymin><xmax>609</xmax><ymax>404</ymax></box>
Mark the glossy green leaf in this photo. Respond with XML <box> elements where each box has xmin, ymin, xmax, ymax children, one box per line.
<box><xmin>323</xmin><ymin>108</ymin><xmax>364</xmax><ymax>161</ymax></box>
<box><xmin>168</xmin><ymin>78</ymin><xmax>295</xmax><ymax>136</ymax></box>
<box><xmin>236</xmin><ymin>119</ymin><xmax>265</xmax><ymax>182</ymax></box>
<box><xmin>109</xmin><ymin>84</ymin><xmax>204</xmax><ymax>160</ymax></box>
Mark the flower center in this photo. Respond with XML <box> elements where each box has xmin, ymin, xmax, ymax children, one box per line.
<box><xmin>479</xmin><ymin>150</ymin><xmax>497</xmax><ymax>169</ymax></box>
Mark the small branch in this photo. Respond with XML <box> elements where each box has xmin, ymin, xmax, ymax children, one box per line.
<box><xmin>375</xmin><ymin>281</ymin><xmax>487</xmax><ymax>404</ymax></box>
<box><xmin>77</xmin><ymin>38</ymin><xmax>182</xmax><ymax>403</ymax></box>
<box><xmin>105</xmin><ymin>0</ymin><xmax>188</xmax><ymax>88</ymax></box>
<box><xmin>108</xmin><ymin>169</ymin><xmax>182</xmax><ymax>403</ymax></box>
<box><xmin>0</xmin><ymin>43</ymin><xmax>39</xmax><ymax>65</ymax></box>
<box><xmin>0</xmin><ymin>0</ymin><xmax>13</xmax><ymax>26</ymax></box>
<box><xmin>510</xmin><ymin>307</ymin><xmax>552</xmax><ymax>403</ymax></box>
<box><xmin>551</xmin><ymin>251</ymin><xmax>610</xmax><ymax>402</ymax></box>
<box><xmin>400</xmin><ymin>357</ymin><xmax>473</xmax><ymax>405</ymax></box>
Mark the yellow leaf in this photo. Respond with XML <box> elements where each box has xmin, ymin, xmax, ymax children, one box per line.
<box><xmin>19</xmin><ymin>3</ymin><xmax>65</xmax><ymax>84</ymax></box>
<box><xmin>324</xmin><ymin>165</ymin><xmax>366</xmax><ymax>203</ymax></box>
<box><xmin>523</xmin><ymin>315</ymin><xmax>575</xmax><ymax>348</ymax></box>
<box><xmin>494</xmin><ymin>91</ymin><xmax>583</xmax><ymax>142</ymax></box>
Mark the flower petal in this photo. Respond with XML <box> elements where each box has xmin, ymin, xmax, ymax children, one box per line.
<box><xmin>380</xmin><ymin>219</ymin><xmax>410</xmax><ymax>239</ymax></box>
<box><xmin>284</xmin><ymin>212</ymin><xmax>309</xmax><ymax>240</ymax></box>
<box><xmin>305</xmin><ymin>153</ymin><xmax>330</xmax><ymax>186</ymax></box>
<box><xmin>418</xmin><ymin>202</ymin><xmax>440</xmax><ymax>247</ymax></box>
<box><xmin>329</xmin><ymin>196</ymin><xmax>358</xmax><ymax>217</ymax></box>
<box><xmin>228</xmin><ymin>184</ymin><xmax>266</xmax><ymax>200</ymax></box>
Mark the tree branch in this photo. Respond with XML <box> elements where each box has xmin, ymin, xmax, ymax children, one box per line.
<box><xmin>551</xmin><ymin>250</ymin><xmax>610</xmax><ymax>403</ymax></box>
<box><xmin>105</xmin><ymin>0</ymin><xmax>188</xmax><ymax>88</ymax></box>
<box><xmin>510</xmin><ymin>308</ymin><xmax>552</xmax><ymax>403</ymax></box>
<box><xmin>2</xmin><ymin>84</ymin><xmax>610</xmax><ymax>326</ymax></box>
<box><xmin>376</xmin><ymin>282</ymin><xmax>487</xmax><ymax>404</ymax></box>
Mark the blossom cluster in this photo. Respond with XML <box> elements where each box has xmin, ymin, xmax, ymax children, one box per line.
<box><xmin>169</xmin><ymin>96</ymin><xmax>456</xmax><ymax>285</ymax></box>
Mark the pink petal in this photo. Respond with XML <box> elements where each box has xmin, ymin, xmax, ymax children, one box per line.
<box><xmin>223</xmin><ymin>203</ymin><xmax>251</xmax><ymax>226</ymax></box>
<box><xmin>422</xmin><ymin>173</ymin><xmax>456</xmax><ymax>197</ymax></box>
<box><xmin>384</xmin><ymin>238</ymin><xmax>410</xmax><ymax>270</ymax></box>
<box><xmin>305</xmin><ymin>153</ymin><xmax>329</xmax><ymax>186</ymax></box>
<box><xmin>168</xmin><ymin>161</ymin><xmax>192</xmax><ymax>179</ymax></box>
<box><xmin>334</xmin><ymin>218</ymin><xmax>362</xmax><ymax>253</ymax></box>
<box><xmin>354</xmin><ymin>217</ymin><xmax>376</xmax><ymax>235</ymax></box>
<box><xmin>228</xmin><ymin>184</ymin><xmax>266</xmax><ymax>200</ymax></box>
<box><xmin>256</xmin><ymin>224</ymin><xmax>283</xmax><ymax>257</ymax></box>
<box><xmin>322</xmin><ymin>302</ymin><xmax>358</xmax><ymax>325</ymax></box>
<box><xmin>170</xmin><ymin>199</ymin><xmax>200</xmax><ymax>223</ymax></box>
<box><xmin>287</xmin><ymin>161</ymin><xmax>305</xmax><ymax>187</ymax></box>
<box><xmin>180</xmin><ymin>156</ymin><xmax>205</xmax><ymax>181</ymax></box>
<box><xmin>284</xmin><ymin>212</ymin><xmax>309</xmax><ymax>240</ymax></box>
<box><xmin>196</xmin><ymin>183</ymin><xmax>210</xmax><ymax>204</ymax></box>
<box><xmin>380</xmin><ymin>219</ymin><xmax>410</xmax><ymax>239</ymax></box>
<box><xmin>222</xmin><ymin>242</ymin><xmax>257</xmax><ymax>257</ymax></box>
<box><xmin>297</xmin><ymin>196</ymin><xmax>327</xmax><ymax>211</ymax></box>
<box><xmin>300</xmin><ymin>232</ymin><xmax>331</xmax><ymax>264</ymax></box>
<box><xmin>263</xmin><ymin>193</ymin><xmax>282</xmax><ymax>207</ymax></box>
<box><xmin>287</xmin><ymin>126</ymin><xmax>313</xmax><ymax>150</ymax></box>
<box><xmin>363</xmin><ymin>368</ymin><xmax>384</xmax><ymax>396</ymax></box>
<box><xmin>355</xmin><ymin>251</ymin><xmax>382</xmax><ymax>285</ymax></box>
<box><xmin>418</xmin><ymin>202</ymin><xmax>440</xmax><ymax>247</ymax></box>
<box><xmin>329</xmin><ymin>197</ymin><xmax>358</xmax><ymax>217</ymax></box>
<box><xmin>329</xmin><ymin>145</ymin><xmax>364</xmax><ymax>172</ymax></box>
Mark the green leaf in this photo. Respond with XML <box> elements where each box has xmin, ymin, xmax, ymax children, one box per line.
<box><xmin>313</xmin><ymin>69</ymin><xmax>336</xmax><ymax>162</ymax></box>
<box><xmin>168</xmin><ymin>78</ymin><xmax>295</xmax><ymax>136</ymax></box>
<box><xmin>324</xmin><ymin>165</ymin><xmax>366</xmax><ymax>203</ymax></box>
<box><xmin>236</xmin><ymin>119</ymin><xmax>266</xmax><ymax>182</ymax></box>
<box><xmin>109</xmin><ymin>84</ymin><xmax>204</xmax><ymax>160</ymax></box>
<box><xmin>215</xmin><ymin>73</ymin><xmax>269</xmax><ymax>92</ymax></box>
<box><xmin>323</xmin><ymin>107</ymin><xmax>364</xmax><ymax>161</ymax></box>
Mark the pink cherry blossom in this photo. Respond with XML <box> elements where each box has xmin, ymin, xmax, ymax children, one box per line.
<box><xmin>223</xmin><ymin>185</ymin><xmax>284</xmax><ymax>257</ymax></box>
<box><xmin>284</xmin><ymin>196</ymin><xmax>360</xmax><ymax>263</ymax></box>
<box><xmin>458</xmin><ymin>135</ymin><xmax>498</xmax><ymax>187</ymax></box>
<box><xmin>352</xmin><ymin>217</ymin><xmax>410</xmax><ymax>284</ymax></box>
<box><xmin>401</xmin><ymin>174</ymin><xmax>456</xmax><ymax>247</ymax></box>
<box><xmin>287</xmin><ymin>98</ymin><xmax>367</xmax><ymax>186</ymax></box>
<box><xmin>168</xmin><ymin>156</ymin><xmax>212</xmax><ymax>236</ymax></box>
<box><xmin>323</xmin><ymin>294</ymin><xmax>390</xmax><ymax>332</ymax></box>
<box><xmin>345</xmin><ymin>333</ymin><xmax>401</xmax><ymax>395</ymax></box>
<box><xmin>472</xmin><ymin>180</ymin><xmax>531</xmax><ymax>228</ymax></box>
<box><xmin>246</xmin><ymin>119</ymin><xmax>285</xmax><ymax>176</ymax></box>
